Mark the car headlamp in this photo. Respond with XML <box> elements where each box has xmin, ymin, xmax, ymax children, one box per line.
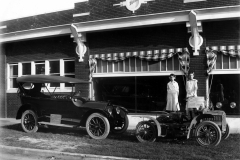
<box><xmin>230</xmin><ymin>102</ymin><xmax>236</xmax><ymax>108</ymax></box>
<box><xmin>216</xmin><ymin>102</ymin><xmax>222</xmax><ymax>109</ymax></box>
<box><xmin>116</xmin><ymin>107</ymin><xmax>121</xmax><ymax>114</ymax></box>
<box><xmin>107</xmin><ymin>106</ymin><xmax>113</xmax><ymax>115</ymax></box>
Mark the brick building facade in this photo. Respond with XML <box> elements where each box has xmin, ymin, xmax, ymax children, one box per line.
<box><xmin>0</xmin><ymin>0</ymin><xmax>239</xmax><ymax>118</ymax></box>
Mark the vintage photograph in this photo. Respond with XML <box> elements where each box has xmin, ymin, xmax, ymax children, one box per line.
<box><xmin>0</xmin><ymin>0</ymin><xmax>240</xmax><ymax>159</ymax></box>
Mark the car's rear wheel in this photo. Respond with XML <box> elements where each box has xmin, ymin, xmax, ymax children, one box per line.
<box><xmin>195</xmin><ymin>121</ymin><xmax>221</xmax><ymax>146</ymax></box>
<box><xmin>136</xmin><ymin>121</ymin><xmax>157</xmax><ymax>142</ymax></box>
<box><xmin>21</xmin><ymin>110</ymin><xmax>38</xmax><ymax>133</ymax></box>
<box><xmin>222</xmin><ymin>123</ymin><xmax>230</xmax><ymax>140</ymax></box>
<box><xmin>111</xmin><ymin>115</ymin><xmax>129</xmax><ymax>134</ymax></box>
<box><xmin>86</xmin><ymin>113</ymin><xmax>110</xmax><ymax>140</ymax></box>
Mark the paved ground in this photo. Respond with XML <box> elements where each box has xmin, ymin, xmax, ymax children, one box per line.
<box><xmin>0</xmin><ymin>118</ymin><xmax>138</xmax><ymax>160</ymax></box>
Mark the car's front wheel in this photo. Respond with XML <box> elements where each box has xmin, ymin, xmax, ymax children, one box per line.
<box><xmin>195</xmin><ymin>121</ymin><xmax>221</xmax><ymax>146</ymax></box>
<box><xmin>111</xmin><ymin>115</ymin><xmax>129</xmax><ymax>134</ymax></box>
<box><xmin>136</xmin><ymin>121</ymin><xmax>157</xmax><ymax>142</ymax></box>
<box><xmin>21</xmin><ymin>110</ymin><xmax>38</xmax><ymax>133</ymax></box>
<box><xmin>86</xmin><ymin>113</ymin><xmax>110</xmax><ymax>140</ymax></box>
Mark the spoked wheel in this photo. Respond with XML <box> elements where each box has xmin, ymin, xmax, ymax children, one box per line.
<box><xmin>86</xmin><ymin>113</ymin><xmax>110</xmax><ymax>140</ymax></box>
<box><xmin>111</xmin><ymin>116</ymin><xmax>129</xmax><ymax>134</ymax></box>
<box><xmin>21</xmin><ymin>110</ymin><xmax>38</xmax><ymax>133</ymax></box>
<box><xmin>222</xmin><ymin>123</ymin><xmax>230</xmax><ymax>140</ymax></box>
<box><xmin>195</xmin><ymin>121</ymin><xmax>221</xmax><ymax>146</ymax></box>
<box><xmin>136</xmin><ymin>121</ymin><xmax>157</xmax><ymax>142</ymax></box>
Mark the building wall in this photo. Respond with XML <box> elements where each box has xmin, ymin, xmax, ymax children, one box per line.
<box><xmin>1</xmin><ymin>0</ymin><xmax>239</xmax><ymax>34</ymax></box>
<box><xmin>0</xmin><ymin>44</ymin><xmax>6</xmax><ymax>117</ymax></box>
<box><xmin>4</xmin><ymin>19</ymin><xmax>240</xmax><ymax>117</ymax></box>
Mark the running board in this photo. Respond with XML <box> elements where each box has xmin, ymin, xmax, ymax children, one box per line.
<box><xmin>39</xmin><ymin>122</ymin><xmax>84</xmax><ymax>128</ymax></box>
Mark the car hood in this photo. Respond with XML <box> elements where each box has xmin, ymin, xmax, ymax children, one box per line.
<box><xmin>82</xmin><ymin>101</ymin><xmax>108</xmax><ymax>109</ymax></box>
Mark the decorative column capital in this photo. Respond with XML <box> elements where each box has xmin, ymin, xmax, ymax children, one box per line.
<box><xmin>70</xmin><ymin>24</ymin><xmax>87</xmax><ymax>62</ymax></box>
<box><xmin>187</xmin><ymin>10</ymin><xmax>203</xmax><ymax>56</ymax></box>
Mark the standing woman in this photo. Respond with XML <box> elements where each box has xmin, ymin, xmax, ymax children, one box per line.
<box><xmin>186</xmin><ymin>71</ymin><xmax>198</xmax><ymax>117</ymax></box>
<box><xmin>166</xmin><ymin>74</ymin><xmax>180</xmax><ymax>112</ymax></box>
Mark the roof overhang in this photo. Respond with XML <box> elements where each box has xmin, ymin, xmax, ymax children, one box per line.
<box><xmin>0</xmin><ymin>5</ymin><xmax>240</xmax><ymax>43</ymax></box>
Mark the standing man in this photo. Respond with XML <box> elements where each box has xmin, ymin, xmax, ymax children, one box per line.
<box><xmin>186</xmin><ymin>71</ymin><xmax>198</xmax><ymax>117</ymax></box>
<box><xmin>166</xmin><ymin>74</ymin><xmax>180</xmax><ymax>112</ymax></box>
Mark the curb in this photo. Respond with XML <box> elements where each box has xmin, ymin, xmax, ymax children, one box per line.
<box><xmin>0</xmin><ymin>145</ymin><xmax>138</xmax><ymax>160</ymax></box>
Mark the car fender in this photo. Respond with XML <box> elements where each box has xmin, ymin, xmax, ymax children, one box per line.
<box><xmin>16</xmin><ymin>104</ymin><xmax>38</xmax><ymax>119</ymax></box>
<box><xmin>186</xmin><ymin>114</ymin><xmax>214</xmax><ymax>139</ymax></box>
<box><xmin>79</xmin><ymin>109</ymin><xmax>109</xmax><ymax>127</ymax></box>
<box><xmin>133</xmin><ymin>116</ymin><xmax>162</xmax><ymax>137</ymax></box>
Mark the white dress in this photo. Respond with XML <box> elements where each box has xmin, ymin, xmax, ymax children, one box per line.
<box><xmin>166</xmin><ymin>81</ymin><xmax>180</xmax><ymax>111</ymax></box>
<box><xmin>186</xmin><ymin>79</ymin><xmax>198</xmax><ymax>110</ymax></box>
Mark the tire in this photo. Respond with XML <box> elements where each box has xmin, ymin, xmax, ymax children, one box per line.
<box><xmin>195</xmin><ymin>121</ymin><xmax>221</xmax><ymax>146</ymax></box>
<box><xmin>136</xmin><ymin>121</ymin><xmax>157</xmax><ymax>143</ymax></box>
<box><xmin>21</xmin><ymin>110</ymin><xmax>38</xmax><ymax>133</ymax></box>
<box><xmin>222</xmin><ymin>123</ymin><xmax>230</xmax><ymax>140</ymax></box>
<box><xmin>86</xmin><ymin>113</ymin><xmax>110</xmax><ymax>140</ymax></box>
<box><xmin>111</xmin><ymin>116</ymin><xmax>129</xmax><ymax>134</ymax></box>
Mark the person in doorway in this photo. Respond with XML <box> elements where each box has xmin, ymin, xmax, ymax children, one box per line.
<box><xmin>165</xmin><ymin>74</ymin><xmax>180</xmax><ymax>112</ymax></box>
<box><xmin>186</xmin><ymin>71</ymin><xmax>198</xmax><ymax>118</ymax></box>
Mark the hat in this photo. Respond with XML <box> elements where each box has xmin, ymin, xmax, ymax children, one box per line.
<box><xmin>169</xmin><ymin>73</ymin><xmax>176</xmax><ymax>77</ymax></box>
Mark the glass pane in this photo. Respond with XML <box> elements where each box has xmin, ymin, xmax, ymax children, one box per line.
<box><xmin>136</xmin><ymin>58</ymin><xmax>141</xmax><ymax>72</ymax></box>
<box><xmin>130</xmin><ymin>57</ymin><xmax>135</xmax><ymax>72</ymax></box>
<box><xmin>216</xmin><ymin>54</ymin><xmax>222</xmax><ymax>69</ymax></box>
<box><xmin>114</xmin><ymin>62</ymin><xmax>118</xmax><ymax>72</ymax></box>
<box><xmin>65</xmin><ymin>75</ymin><xmax>75</xmax><ymax>87</ymax></box>
<box><xmin>125</xmin><ymin>59</ymin><xmax>129</xmax><ymax>72</ymax></box>
<box><xmin>209</xmin><ymin>74</ymin><xmax>240</xmax><ymax>115</ymax></box>
<box><xmin>161</xmin><ymin>60</ymin><xmax>166</xmax><ymax>71</ymax></box>
<box><xmin>174</xmin><ymin>55</ymin><xmax>180</xmax><ymax>70</ymax></box>
<box><xmin>64</xmin><ymin>61</ymin><xmax>75</xmax><ymax>73</ymax></box>
<box><xmin>36</xmin><ymin>64</ymin><xmax>45</xmax><ymax>74</ymax></box>
<box><xmin>149</xmin><ymin>61</ymin><xmax>160</xmax><ymax>71</ymax></box>
<box><xmin>50</xmin><ymin>61</ymin><xmax>59</xmax><ymax>74</ymax></box>
<box><xmin>119</xmin><ymin>61</ymin><xmax>123</xmax><ymax>72</ymax></box>
<box><xmin>230</xmin><ymin>57</ymin><xmax>237</xmax><ymax>69</ymax></box>
<box><xmin>223</xmin><ymin>54</ymin><xmax>229</xmax><ymax>69</ymax></box>
<box><xmin>167</xmin><ymin>58</ymin><xmax>173</xmax><ymax>71</ymax></box>
<box><xmin>10</xmin><ymin>78</ymin><xmax>17</xmax><ymax>88</ymax></box>
<box><xmin>22</xmin><ymin>63</ymin><xmax>31</xmax><ymax>75</ymax></box>
<box><xmin>108</xmin><ymin>61</ymin><xmax>113</xmax><ymax>72</ymax></box>
<box><xmin>97</xmin><ymin>59</ymin><xmax>101</xmax><ymax>73</ymax></box>
<box><xmin>10</xmin><ymin>65</ymin><xmax>18</xmax><ymax>76</ymax></box>
<box><xmin>142</xmin><ymin>60</ymin><xmax>147</xmax><ymax>71</ymax></box>
<box><xmin>102</xmin><ymin>61</ymin><xmax>107</xmax><ymax>73</ymax></box>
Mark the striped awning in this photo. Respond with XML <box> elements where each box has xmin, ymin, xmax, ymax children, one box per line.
<box><xmin>207</xmin><ymin>45</ymin><xmax>240</xmax><ymax>57</ymax></box>
<box><xmin>89</xmin><ymin>48</ymin><xmax>185</xmax><ymax>61</ymax></box>
<box><xmin>206</xmin><ymin>45</ymin><xmax>240</xmax><ymax>74</ymax></box>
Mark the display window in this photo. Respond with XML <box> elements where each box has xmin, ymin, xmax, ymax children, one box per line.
<box><xmin>94</xmin><ymin>76</ymin><xmax>186</xmax><ymax>113</ymax></box>
<box><xmin>209</xmin><ymin>74</ymin><xmax>240</xmax><ymax>115</ymax></box>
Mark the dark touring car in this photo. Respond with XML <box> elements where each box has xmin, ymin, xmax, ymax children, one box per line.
<box><xmin>16</xmin><ymin>75</ymin><xmax>129</xmax><ymax>140</ymax></box>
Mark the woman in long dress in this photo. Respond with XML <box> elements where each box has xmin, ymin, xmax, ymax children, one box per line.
<box><xmin>186</xmin><ymin>72</ymin><xmax>198</xmax><ymax>117</ymax></box>
<box><xmin>166</xmin><ymin>74</ymin><xmax>180</xmax><ymax>112</ymax></box>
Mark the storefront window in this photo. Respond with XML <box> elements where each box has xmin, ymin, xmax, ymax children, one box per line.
<box><xmin>95</xmin><ymin>76</ymin><xmax>186</xmax><ymax>113</ymax></box>
<box><xmin>209</xmin><ymin>74</ymin><xmax>240</xmax><ymax>115</ymax></box>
